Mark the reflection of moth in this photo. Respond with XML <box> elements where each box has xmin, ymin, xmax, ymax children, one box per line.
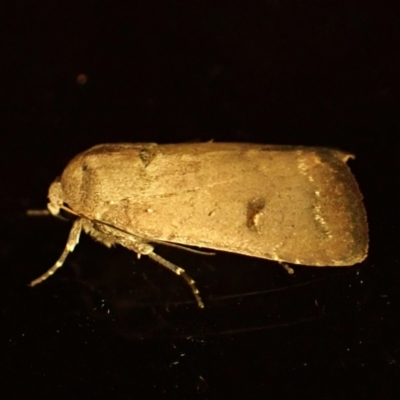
<box><xmin>30</xmin><ymin>142</ymin><xmax>369</xmax><ymax>308</ymax></box>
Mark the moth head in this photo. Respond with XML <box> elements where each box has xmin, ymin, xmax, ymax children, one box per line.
<box><xmin>47</xmin><ymin>180</ymin><xmax>64</xmax><ymax>216</ymax></box>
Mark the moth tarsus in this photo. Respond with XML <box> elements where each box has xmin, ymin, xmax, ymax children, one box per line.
<box><xmin>147</xmin><ymin>252</ymin><xmax>205</xmax><ymax>308</ymax></box>
<box><xmin>29</xmin><ymin>217</ymin><xmax>82</xmax><ymax>287</ymax></box>
<box><xmin>281</xmin><ymin>263</ymin><xmax>295</xmax><ymax>275</ymax></box>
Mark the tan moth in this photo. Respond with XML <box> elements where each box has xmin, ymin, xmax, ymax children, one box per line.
<box><xmin>30</xmin><ymin>143</ymin><xmax>369</xmax><ymax>308</ymax></box>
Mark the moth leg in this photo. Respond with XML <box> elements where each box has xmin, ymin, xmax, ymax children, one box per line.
<box><xmin>281</xmin><ymin>263</ymin><xmax>294</xmax><ymax>275</ymax></box>
<box><xmin>129</xmin><ymin>242</ymin><xmax>204</xmax><ymax>308</ymax></box>
<box><xmin>29</xmin><ymin>218</ymin><xmax>83</xmax><ymax>287</ymax></box>
<box><xmin>146</xmin><ymin>252</ymin><xmax>205</xmax><ymax>309</ymax></box>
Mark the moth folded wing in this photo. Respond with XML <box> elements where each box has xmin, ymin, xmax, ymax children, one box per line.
<box><xmin>85</xmin><ymin>145</ymin><xmax>368</xmax><ymax>268</ymax></box>
<box><xmin>270</xmin><ymin>149</ymin><xmax>368</xmax><ymax>267</ymax></box>
<box><xmin>303</xmin><ymin>150</ymin><xmax>368</xmax><ymax>266</ymax></box>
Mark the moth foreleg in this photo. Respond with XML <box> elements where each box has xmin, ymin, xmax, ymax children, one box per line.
<box><xmin>29</xmin><ymin>218</ymin><xmax>83</xmax><ymax>286</ymax></box>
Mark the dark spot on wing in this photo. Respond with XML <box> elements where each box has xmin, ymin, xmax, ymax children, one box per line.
<box><xmin>246</xmin><ymin>197</ymin><xmax>266</xmax><ymax>232</ymax></box>
<box><xmin>139</xmin><ymin>145</ymin><xmax>157</xmax><ymax>167</ymax></box>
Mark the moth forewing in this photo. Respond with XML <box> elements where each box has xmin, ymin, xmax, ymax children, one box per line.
<box><xmin>67</xmin><ymin>143</ymin><xmax>367</xmax><ymax>265</ymax></box>
<box><xmin>31</xmin><ymin>142</ymin><xmax>368</xmax><ymax>308</ymax></box>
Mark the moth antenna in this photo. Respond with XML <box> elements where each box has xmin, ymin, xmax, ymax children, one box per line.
<box><xmin>147</xmin><ymin>252</ymin><xmax>205</xmax><ymax>308</ymax></box>
<box><xmin>26</xmin><ymin>209</ymin><xmax>51</xmax><ymax>217</ymax></box>
<box><xmin>29</xmin><ymin>218</ymin><xmax>83</xmax><ymax>286</ymax></box>
<box><xmin>26</xmin><ymin>209</ymin><xmax>68</xmax><ymax>221</ymax></box>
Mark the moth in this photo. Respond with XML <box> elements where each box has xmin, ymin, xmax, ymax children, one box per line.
<box><xmin>30</xmin><ymin>142</ymin><xmax>369</xmax><ymax>308</ymax></box>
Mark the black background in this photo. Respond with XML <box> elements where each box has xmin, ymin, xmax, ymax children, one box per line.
<box><xmin>2</xmin><ymin>1</ymin><xmax>400</xmax><ymax>399</ymax></box>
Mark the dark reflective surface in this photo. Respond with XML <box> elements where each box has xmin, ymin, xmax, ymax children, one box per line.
<box><xmin>2</xmin><ymin>2</ymin><xmax>399</xmax><ymax>399</ymax></box>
